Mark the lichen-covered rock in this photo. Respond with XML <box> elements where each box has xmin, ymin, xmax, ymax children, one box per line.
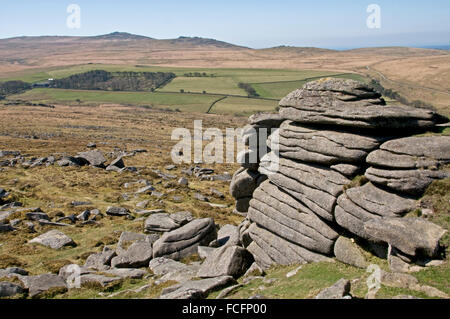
<box><xmin>274</xmin><ymin>120</ymin><xmax>384</xmax><ymax>165</ymax></box>
<box><xmin>366</xmin><ymin>136</ymin><xmax>450</xmax><ymax>169</ymax></box>
<box><xmin>197</xmin><ymin>245</ymin><xmax>254</xmax><ymax>278</ymax></box>
<box><xmin>364</xmin><ymin>217</ymin><xmax>447</xmax><ymax>258</ymax></box>
<box><xmin>279</xmin><ymin>79</ymin><xmax>444</xmax><ymax>129</ymax></box>
<box><xmin>28</xmin><ymin>230</ymin><xmax>75</xmax><ymax>249</ymax></box>
<box><xmin>152</xmin><ymin>218</ymin><xmax>217</xmax><ymax>260</ymax></box>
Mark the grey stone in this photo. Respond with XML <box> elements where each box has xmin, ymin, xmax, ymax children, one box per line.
<box><xmin>153</xmin><ymin>218</ymin><xmax>217</xmax><ymax>260</ymax></box>
<box><xmin>76</xmin><ymin>210</ymin><xmax>91</xmax><ymax>221</ymax></box>
<box><xmin>108</xmin><ymin>156</ymin><xmax>125</xmax><ymax>170</ymax></box>
<box><xmin>76</xmin><ymin>150</ymin><xmax>107</xmax><ymax>167</ymax></box>
<box><xmin>111</xmin><ymin>241</ymin><xmax>153</xmax><ymax>268</ymax></box>
<box><xmin>334</xmin><ymin>237</ymin><xmax>367</xmax><ymax>268</ymax></box>
<box><xmin>279</xmin><ymin>79</ymin><xmax>443</xmax><ymax>129</ymax></box>
<box><xmin>70</xmin><ymin>201</ymin><xmax>92</xmax><ymax>207</ymax></box>
<box><xmin>248</xmin><ymin>112</ymin><xmax>284</xmax><ymax>127</ymax></box>
<box><xmin>84</xmin><ymin>247</ymin><xmax>116</xmax><ymax>270</ymax></box>
<box><xmin>106</xmin><ymin>206</ymin><xmax>130</xmax><ymax>216</ymax></box>
<box><xmin>244</xmin><ymin>262</ymin><xmax>265</xmax><ymax>277</ymax></box>
<box><xmin>29</xmin><ymin>230</ymin><xmax>75</xmax><ymax>249</ymax></box>
<box><xmin>136</xmin><ymin>200</ymin><xmax>150</xmax><ymax>209</ymax></box>
<box><xmin>275</xmin><ymin>120</ymin><xmax>384</xmax><ymax>165</ymax></box>
<box><xmin>160</xmin><ymin>276</ymin><xmax>236</xmax><ymax>299</ymax></box>
<box><xmin>0</xmin><ymin>281</ymin><xmax>25</xmax><ymax>297</ymax></box>
<box><xmin>178</xmin><ymin>177</ymin><xmax>189</xmax><ymax>186</ymax></box>
<box><xmin>364</xmin><ymin>217</ymin><xmax>446</xmax><ymax>258</ymax></box>
<box><xmin>230</xmin><ymin>168</ymin><xmax>259</xmax><ymax>199</ymax></box>
<box><xmin>197</xmin><ymin>245</ymin><xmax>254</xmax><ymax>278</ymax></box>
<box><xmin>58</xmin><ymin>264</ymin><xmax>93</xmax><ymax>281</ymax></box>
<box><xmin>365</xmin><ymin>167</ymin><xmax>450</xmax><ymax>195</ymax></box>
<box><xmin>331</xmin><ymin>164</ymin><xmax>361</xmax><ymax>177</ymax></box>
<box><xmin>38</xmin><ymin>219</ymin><xmax>72</xmax><ymax>227</ymax></box>
<box><xmin>104</xmin><ymin>268</ymin><xmax>147</xmax><ymax>279</ymax></box>
<box><xmin>26</xmin><ymin>211</ymin><xmax>50</xmax><ymax>221</ymax></box>
<box><xmin>116</xmin><ymin>231</ymin><xmax>159</xmax><ymax>255</ymax></box>
<box><xmin>0</xmin><ymin>267</ymin><xmax>28</xmax><ymax>277</ymax></box>
<box><xmin>248</xmin><ymin>182</ymin><xmax>338</xmax><ymax>254</ymax></box>
<box><xmin>366</xmin><ymin>136</ymin><xmax>450</xmax><ymax>169</ymax></box>
<box><xmin>315</xmin><ymin>278</ymin><xmax>351</xmax><ymax>299</ymax></box>
<box><xmin>80</xmin><ymin>274</ymin><xmax>122</xmax><ymax>287</ymax></box>
<box><xmin>0</xmin><ymin>223</ymin><xmax>14</xmax><ymax>232</ymax></box>
<box><xmin>144</xmin><ymin>211</ymin><xmax>193</xmax><ymax>233</ymax></box>
<box><xmin>194</xmin><ymin>193</ymin><xmax>209</xmax><ymax>202</ymax></box>
<box><xmin>237</xmin><ymin>150</ymin><xmax>259</xmax><ymax>170</ymax></box>
<box><xmin>345</xmin><ymin>183</ymin><xmax>416</xmax><ymax>218</ymax></box>
<box><xmin>198</xmin><ymin>246</ymin><xmax>216</xmax><ymax>259</ymax></box>
<box><xmin>217</xmin><ymin>224</ymin><xmax>240</xmax><ymax>247</ymax></box>
<box><xmin>259</xmin><ymin>154</ymin><xmax>349</xmax><ymax>221</ymax></box>
<box><xmin>0</xmin><ymin>188</ymin><xmax>9</xmax><ymax>199</ymax></box>
<box><xmin>19</xmin><ymin>273</ymin><xmax>67</xmax><ymax>298</ymax></box>
<box><xmin>247</xmin><ymin>223</ymin><xmax>332</xmax><ymax>269</ymax></box>
<box><xmin>235</xmin><ymin>197</ymin><xmax>251</xmax><ymax>214</ymax></box>
<box><xmin>135</xmin><ymin>185</ymin><xmax>156</xmax><ymax>195</ymax></box>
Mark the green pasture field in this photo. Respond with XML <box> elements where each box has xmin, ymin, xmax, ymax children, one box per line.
<box><xmin>3</xmin><ymin>64</ymin><xmax>366</xmax><ymax>114</ymax></box>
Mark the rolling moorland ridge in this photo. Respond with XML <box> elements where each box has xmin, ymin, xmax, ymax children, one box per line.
<box><xmin>0</xmin><ymin>32</ymin><xmax>449</xmax><ymax>300</ymax></box>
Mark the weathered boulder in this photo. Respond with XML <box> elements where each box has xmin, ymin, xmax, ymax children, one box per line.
<box><xmin>234</xmin><ymin>197</ymin><xmax>252</xmax><ymax>215</ymax></box>
<box><xmin>106</xmin><ymin>156</ymin><xmax>125</xmax><ymax>171</ymax></box>
<box><xmin>19</xmin><ymin>274</ymin><xmax>67</xmax><ymax>298</ymax></box>
<box><xmin>76</xmin><ymin>150</ymin><xmax>107</xmax><ymax>167</ymax></box>
<box><xmin>104</xmin><ymin>268</ymin><xmax>147</xmax><ymax>279</ymax></box>
<box><xmin>315</xmin><ymin>278</ymin><xmax>351</xmax><ymax>299</ymax></box>
<box><xmin>275</xmin><ymin>120</ymin><xmax>384</xmax><ymax>165</ymax></box>
<box><xmin>364</xmin><ymin>217</ymin><xmax>446</xmax><ymax>258</ymax></box>
<box><xmin>28</xmin><ymin>230</ymin><xmax>75</xmax><ymax>249</ymax></box>
<box><xmin>217</xmin><ymin>224</ymin><xmax>240</xmax><ymax>247</ymax></box>
<box><xmin>152</xmin><ymin>218</ymin><xmax>217</xmax><ymax>260</ymax></box>
<box><xmin>84</xmin><ymin>247</ymin><xmax>116</xmax><ymax>270</ymax></box>
<box><xmin>345</xmin><ymin>183</ymin><xmax>416</xmax><ymax>218</ymax></box>
<box><xmin>197</xmin><ymin>245</ymin><xmax>254</xmax><ymax>278</ymax></box>
<box><xmin>144</xmin><ymin>212</ymin><xmax>192</xmax><ymax>233</ymax></box>
<box><xmin>248</xmin><ymin>181</ymin><xmax>338</xmax><ymax>254</ymax></box>
<box><xmin>149</xmin><ymin>257</ymin><xmax>199</xmax><ymax>284</ymax></box>
<box><xmin>0</xmin><ymin>281</ymin><xmax>25</xmax><ymax>297</ymax></box>
<box><xmin>279</xmin><ymin>79</ymin><xmax>443</xmax><ymax>129</ymax></box>
<box><xmin>0</xmin><ymin>267</ymin><xmax>28</xmax><ymax>277</ymax></box>
<box><xmin>111</xmin><ymin>241</ymin><xmax>153</xmax><ymax>268</ymax></box>
<box><xmin>333</xmin><ymin>237</ymin><xmax>367</xmax><ymax>268</ymax></box>
<box><xmin>0</xmin><ymin>188</ymin><xmax>9</xmax><ymax>199</ymax></box>
<box><xmin>248</xmin><ymin>112</ymin><xmax>284</xmax><ymax>127</ymax></box>
<box><xmin>247</xmin><ymin>223</ymin><xmax>332</xmax><ymax>270</ymax></box>
<box><xmin>159</xmin><ymin>276</ymin><xmax>235</xmax><ymax>299</ymax></box>
<box><xmin>331</xmin><ymin>164</ymin><xmax>361</xmax><ymax>177</ymax></box>
<box><xmin>366</xmin><ymin>136</ymin><xmax>450</xmax><ymax>169</ymax></box>
<box><xmin>230</xmin><ymin>168</ymin><xmax>259</xmax><ymax>199</ymax></box>
<box><xmin>365</xmin><ymin>167</ymin><xmax>450</xmax><ymax>195</ymax></box>
<box><xmin>79</xmin><ymin>274</ymin><xmax>122</xmax><ymax>287</ymax></box>
<box><xmin>116</xmin><ymin>231</ymin><xmax>159</xmax><ymax>255</ymax></box>
<box><xmin>259</xmin><ymin>154</ymin><xmax>349</xmax><ymax>221</ymax></box>
<box><xmin>57</xmin><ymin>156</ymin><xmax>89</xmax><ymax>167</ymax></box>
<box><xmin>106</xmin><ymin>206</ymin><xmax>130</xmax><ymax>216</ymax></box>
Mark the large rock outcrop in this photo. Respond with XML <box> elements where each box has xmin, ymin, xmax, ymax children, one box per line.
<box><xmin>231</xmin><ymin>78</ymin><xmax>449</xmax><ymax>270</ymax></box>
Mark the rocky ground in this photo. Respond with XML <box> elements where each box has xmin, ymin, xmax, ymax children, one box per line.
<box><xmin>0</xmin><ymin>82</ymin><xmax>449</xmax><ymax>299</ymax></box>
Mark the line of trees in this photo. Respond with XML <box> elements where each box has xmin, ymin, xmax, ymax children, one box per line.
<box><xmin>51</xmin><ymin>70</ymin><xmax>176</xmax><ymax>91</ymax></box>
<box><xmin>238</xmin><ymin>82</ymin><xmax>259</xmax><ymax>97</ymax></box>
<box><xmin>184</xmin><ymin>72</ymin><xmax>214</xmax><ymax>77</ymax></box>
<box><xmin>0</xmin><ymin>80</ymin><xmax>32</xmax><ymax>96</ymax></box>
<box><xmin>368</xmin><ymin>79</ymin><xmax>435</xmax><ymax>110</ymax></box>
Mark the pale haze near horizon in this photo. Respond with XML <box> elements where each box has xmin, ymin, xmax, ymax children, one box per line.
<box><xmin>0</xmin><ymin>0</ymin><xmax>449</xmax><ymax>49</ymax></box>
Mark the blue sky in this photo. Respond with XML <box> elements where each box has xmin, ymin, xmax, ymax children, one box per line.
<box><xmin>0</xmin><ymin>0</ymin><xmax>449</xmax><ymax>49</ymax></box>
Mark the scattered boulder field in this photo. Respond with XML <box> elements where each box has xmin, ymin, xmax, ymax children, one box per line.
<box><xmin>0</xmin><ymin>78</ymin><xmax>449</xmax><ymax>299</ymax></box>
